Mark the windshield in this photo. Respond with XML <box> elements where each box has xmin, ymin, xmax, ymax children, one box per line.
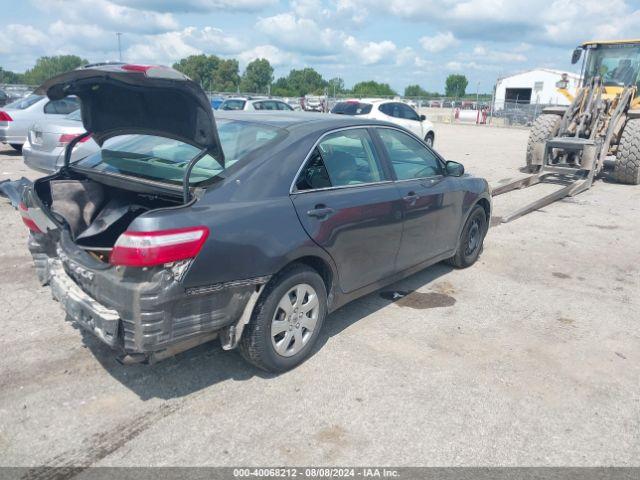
<box><xmin>74</xmin><ymin>119</ymin><xmax>286</xmax><ymax>186</ymax></box>
<box><xmin>584</xmin><ymin>44</ymin><xmax>640</xmax><ymax>87</ymax></box>
<box><xmin>5</xmin><ymin>94</ymin><xmax>44</xmax><ymax>110</ymax></box>
<box><xmin>331</xmin><ymin>102</ymin><xmax>373</xmax><ymax>115</ymax></box>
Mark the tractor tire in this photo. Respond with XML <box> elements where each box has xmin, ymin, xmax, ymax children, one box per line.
<box><xmin>525</xmin><ymin>114</ymin><xmax>561</xmax><ymax>173</ymax></box>
<box><xmin>611</xmin><ymin>118</ymin><xmax>640</xmax><ymax>185</ymax></box>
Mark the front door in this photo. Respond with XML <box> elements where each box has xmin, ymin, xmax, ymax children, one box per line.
<box><xmin>374</xmin><ymin>127</ymin><xmax>460</xmax><ymax>271</ymax></box>
<box><xmin>291</xmin><ymin>128</ymin><xmax>404</xmax><ymax>293</ymax></box>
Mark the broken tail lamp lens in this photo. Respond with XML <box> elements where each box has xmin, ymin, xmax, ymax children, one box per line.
<box><xmin>110</xmin><ymin>226</ymin><xmax>209</xmax><ymax>267</ymax></box>
<box><xmin>18</xmin><ymin>202</ymin><xmax>42</xmax><ymax>233</ymax></box>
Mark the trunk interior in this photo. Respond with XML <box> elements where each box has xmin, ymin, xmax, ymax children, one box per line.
<box><xmin>35</xmin><ymin>174</ymin><xmax>183</xmax><ymax>263</ymax></box>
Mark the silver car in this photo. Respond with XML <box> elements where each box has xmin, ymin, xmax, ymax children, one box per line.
<box><xmin>219</xmin><ymin>97</ymin><xmax>294</xmax><ymax>111</ymax></box>
<box><xmin>23</xmin><ymin>110</ymin><xmax>98</xmax><ymax>173</ymax></box>
<box><xmin>0</xmin><ymin>95</ymin><xmax>80</xmax><ymax>152</ymax></box>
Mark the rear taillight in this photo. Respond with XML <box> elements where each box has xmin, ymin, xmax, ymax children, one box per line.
<box><xmin>110</xmin><ymin>226</ymin><xmax>209</xmax><ymax>267</ymax></box>
<box><xmin>58</xmin><ymin>133</ymin><xmax>91</xmax><ymax>146</ymax></box>
<box><xmin>18</xmin><ymin>202</ymin><xmax>42</xmax><ymax>233</ymax></box>
<box><xmin>0</xmin><ymin>111</ymin><xmax>12</xmax><ymax>122</ymax></box>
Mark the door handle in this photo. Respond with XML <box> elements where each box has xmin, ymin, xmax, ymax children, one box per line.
<box><xmin>307</xmin><ymin>206</ymin><xmax>335</xmax><ymax>219</ymax></box>
<box><xmin>402</xmin><ymin>192</ymin><xmax>419</xmax><ymax>204</ymax></box>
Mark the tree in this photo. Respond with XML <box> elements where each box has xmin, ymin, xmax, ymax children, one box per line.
<box><xmin>213</xmin><ymin>58</ymin><xmax>240</xmax><ymax>92</ymax></box>
<box><xmin>352</xmin><ymin>80</ymin><xmax>396</xmax><ymax>97</ymax></box>
<box><xmin>445</xmin><ymin>74</ymin><xmax>468</xmax><ymax>98</ymax></box>
<box><xmin>173</xmin><ymin>55</ymin><xmax>239</xmax><ymax>92</ymax></box>
<box><xmin>240</xmin><ymin>58</ymin><xmax>273</xmax><ymax>94</ymax></box>
<box><xmin>22</xmin><ymin>55</ymin><xmax>88</xmax><ymax>85</ymax></box>
<box><xmin>270</xmin><ymin>68</ymin><xmax>327</xmax><ymax>97</ymax></box>
<box><xmin>328</xmin><ymin>77</ymin><xmax>345</xmax><ymax>95</ymax></box>
<box><xmin>0</xmin><ymin>67</ymin><xmax>24</xmax><ymax>84</ymax></box>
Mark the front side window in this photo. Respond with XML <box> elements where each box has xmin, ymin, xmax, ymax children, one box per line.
<box><xmin>296</xmin><ymin>128</ymin><xmax>385</xmax><ymax>191</ymax></box>
<box><xmin>377</xmin><ymin>128</ymin><xmax>442</xmax><ymax>180</ymax></box>
<box><xmin>584</xmin><ymin>44</ymin><xmax>640</xmax><ymax>87</ymax></box>
<box><xmin>276</xmin><ymin>101</ymin><xmax>293</xmax><ymax>111</ymax></box>
<box><xmin>220</xmin><ymin>99</ymin><xmax>246</xmax><ymax>110</ymax></box>
<box><xmin>398</xmin><ymin>104</ymin><xmax>420</xmax><ymax>121</ymax></box>
<box><xmin>75</xmin><ymin>120</ymin><xmax>286</xmax><ymax>186</ymax></box>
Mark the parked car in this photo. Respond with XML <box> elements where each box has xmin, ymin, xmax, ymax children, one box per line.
<box><xmin>210</xmin><ymin>97</ymin><xmax>224</xmax><ymax>110</ymax></box>
<box><xmin>303</xmin><ymin>95</ymin><xmax>325</xmax><ymax>112</ymax></box>
<box><xmin>23</xmin><ymin>109</ymin><xmax>98</xmax><ymax>173</ymax></box>
<box><xmin>219</xmin><ymin>97</ymin><xmax>294</xmax><ymax>111</ymax></box>
<box><xmin>22</xmin><ymin>64</ymin><xmax>491</xmax><ymax>372</ymax></box>
<box><xmin>0</xmin><ymin>89</ymin><xmax>9</xmax><ymax>107</ymax></box>
<box><xmin>331</xmin><ymin>99</ymin><xmax>436</xmax><ymax>146</ymax></box>
<box><xmin>0</xmin><ymin>94</ymin><xmax>80</xmax><ymax>152</ymax></box>
<box><xmin>428</xmin><ymin>100</ymin><xmax>442</xmax><ymax>108</ymax></box>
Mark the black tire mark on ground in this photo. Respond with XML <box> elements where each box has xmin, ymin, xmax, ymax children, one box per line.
<box><xmin>22</xmin><ymin>400</ymin><xmax>185</xmax><ymax>480</ymax></box>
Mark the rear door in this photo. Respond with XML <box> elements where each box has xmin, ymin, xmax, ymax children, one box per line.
<box><xmin>291</xmin><ymin>127</ymin><xmax>404</xmax><ymax>293</ymax></box>
<box><xmin>373</xmin><ymin>127</ymin><xmax>461</xmax><ymax>271</ymax></box>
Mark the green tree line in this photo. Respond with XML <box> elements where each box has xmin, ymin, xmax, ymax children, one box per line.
<box><xmin>1</xmin><ymin>54</ymin><xmax>481</xmax><ymax>99</ymax></box>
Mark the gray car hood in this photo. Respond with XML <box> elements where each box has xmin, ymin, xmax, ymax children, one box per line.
<box><xmin>35</xmin><ymin>64</ymin><xmax>224</xmax><ymax>164</ymax></box>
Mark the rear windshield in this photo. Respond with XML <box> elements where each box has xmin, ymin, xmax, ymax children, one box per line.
<box><xmin>5</xmin><ymin>94</ymin><xmax>44</xmax><ymax>110</ymax></box>
<box><xmin>220</xmin><ymin>99</ymin><xmax>246</xmax><ymax>110</ymax></box>
<box><xmin>331</xmin><ymin>102</ymin><xmax>372</xmax><ymax>115</ymax></box>
<box><xmin>74</xmin><ymin>119</ymin><xmax>286</xmax><ymax>186</ymax></box>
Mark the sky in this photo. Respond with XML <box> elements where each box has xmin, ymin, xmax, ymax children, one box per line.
<box><xmin>1</xmin><ymin>0</ymin><xmax>639</xmax><ymax>93</ymax></box>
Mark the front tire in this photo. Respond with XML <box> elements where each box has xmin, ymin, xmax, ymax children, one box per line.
<box><xmin>447</xmin><ymin>205</ymin><xmax>487</xmax><ymax>269</ymax></box>
<box><xmin>526</xmin><ymin>114</ymin><xmax>561</xmax><ymax>173</ymax></box>
<box><xmin>239</xmin><ymin>264</ymin><xmax>327</xmax><ymax>372</ymax></box>
<box><xmin>611</xmin><ymin>118</ymin><xmax>640</xmax><ymax>185</ymax></box>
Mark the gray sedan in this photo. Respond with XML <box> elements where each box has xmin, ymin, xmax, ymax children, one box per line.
<box><xmin>23</xmin><ymin>110</ymin><xmax>98</xmax><ymax>173</ymax></box>
<box><xmin>0</xmin><ymin>94</ymin><xmax>79</xmax><ymax>151</ymax></box>
<box><xmin>23</xmin><ymin>64</ymin><xmax>492</xmax><ymax>372</ymax></box>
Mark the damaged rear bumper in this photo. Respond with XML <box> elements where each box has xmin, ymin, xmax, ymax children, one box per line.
<box><xmin>49</xmin><ymin>258</ymin><xmax>121</xmax><ymax>347</ymax></box>
<box><xmin>29</xmin><ymin>234</ymin><xmax>270</xmax><ymax>362</ymax></box>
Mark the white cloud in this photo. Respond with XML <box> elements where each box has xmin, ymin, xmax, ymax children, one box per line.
<box><xmin>112</xmin><ymin>0</ymin><xmax>278</xmax><ymax>12</ymax></box>
<box><xmin>0</xmin><ymin>24</ymin><xmax>48</xmax><ymax>55</ymax></box>
<box><xmin>39</xmin><ymin>0</ymin><xmax>179</xmax><ymax>34</ymax></box>
<box><xmin>238</xmin><ymin>45</ymin><xmax>296</xmax><ymax>67</ymax></box>
<box><xmin>420</xmin><ymin>32</ymin><xmax>458</xmax><ymax>53</ymax></box>
<box><xmin>125</xmin><ymin>26</ymin><xmax>244</xmax><ymax>64</ymax></box>
<box><xmin>473</xmin><ymin>45</ymin><xmax>526</xmax><ymax>62</ymax></box>
<box><xmin>256</xmin><ymin>13</ymin><xmax>343</xmax><ymax>55</ymax></box>
<box><xmin>344</xmin><ymin>37</ymin><xmax>397</xmax><ymax>65</ymax></box>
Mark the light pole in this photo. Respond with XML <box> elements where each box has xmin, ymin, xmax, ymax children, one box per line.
<box><xmin>116</xmin><ymin>32</ymin><xmax>123</xmax><ymax>62</ymax></box>
<box><xmin>476</xmin><ymin>81</ymin><xmax>480</xmax><ymax>106</ymax></box>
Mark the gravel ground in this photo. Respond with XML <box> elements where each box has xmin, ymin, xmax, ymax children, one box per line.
<box><xmin>0</xmin><ymin>123</ymin><xmax>638</xmax><ymax>468</ymax></box>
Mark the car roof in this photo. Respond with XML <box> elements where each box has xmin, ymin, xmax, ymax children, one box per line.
<box><xmin>215</xmin><ymin>111</ymin><xmax>400</xmax><ymax>132</ymax></box>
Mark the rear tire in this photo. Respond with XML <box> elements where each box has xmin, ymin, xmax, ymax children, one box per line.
<box><xmin>239</xmin><ymin>264</ymin><xmax>327</xmax><ymax>373</ymax></box>
<box><xmin>611</xmin><ymin>118</ymin><xmax>640</xmax><ymax>185</ymax></box>
<box><xmin>526</xmin><ymin>114</ymin><xmax>561</xmax><ymax>173</ymax></box>
<box><xmin>447</xmin><ymin>205</ymin><xmax>487</xmax><ymax>269</ymax></box>
<box><xmin>9</xmin><ymin>143</ymin><xmax>22</xmax><ymax>153</ymax></box>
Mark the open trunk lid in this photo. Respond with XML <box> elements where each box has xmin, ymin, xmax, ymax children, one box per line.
<box><xmin>35</xmin><ymin>63</ymin><xmax>224</xmax><ymax>164</ymax></box>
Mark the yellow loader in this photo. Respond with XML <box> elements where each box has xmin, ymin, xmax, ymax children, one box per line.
<box><xmin>493</xmin><ymin>39</ymin><xmax>640</xmax><ymax>222</ymax></box>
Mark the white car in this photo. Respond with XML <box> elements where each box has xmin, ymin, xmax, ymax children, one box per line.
<box><xmin>219</xmin><ymin>97</ymin><xmax>294</xmax><ymax>111</ymax></box>
<box><xmin>331</xmin><ymin>99</ymin><xmax>435</xmax><ymax>146</ymax></box>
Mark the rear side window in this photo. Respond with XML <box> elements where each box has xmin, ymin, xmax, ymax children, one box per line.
<box><xmin>276</xmin><ymin>101</ymin><xmax>293</xmax><ymax>111</ymax></box>
<box><xmin>5</xmin><ymin>94</ymin><xmax>44</xmax><ymax>110</ymax></box>
<box><xmin>377</xmin><ymin>128</ymin><xmax>442</xmax><ymax>179</ymax></box>
<box><xmin>295</xmin><ymin>128</ymin><xmax>385</xmax><ymax>191</ymax></box>
<box><xmin>221</xmin><ymin>99</ymin><xmax>246</xmax><ymax>110</ymax></box>
<box><xmin>44</xmin><ymin>97</ymin><xmax>79</xmax><ymax>115</ymax></box>
<box><xmin>331</xmin><ymin>102</ymin><xmax>372</xmax><ymax>115</ymax></box>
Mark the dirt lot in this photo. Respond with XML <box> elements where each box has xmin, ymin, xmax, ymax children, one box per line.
<box><xmin>0</xmin><ymin>123</ymin><xmax>639</xmax><ymax>467</ymax></box>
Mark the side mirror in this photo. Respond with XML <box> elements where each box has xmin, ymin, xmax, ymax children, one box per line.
<box><xmin>445</xmin><ymin>160</ymin><xmax>464</xmax><ymax>177</ymax></box>
<box><xmin>571</xmin><ymin>47</ymin><xmax>582</xmax><ymax>65</ymax></box>
<box><xmin>419</xmin><ymin>114</ymin><xmax>426</xmax><ymax>121</ymax></box>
